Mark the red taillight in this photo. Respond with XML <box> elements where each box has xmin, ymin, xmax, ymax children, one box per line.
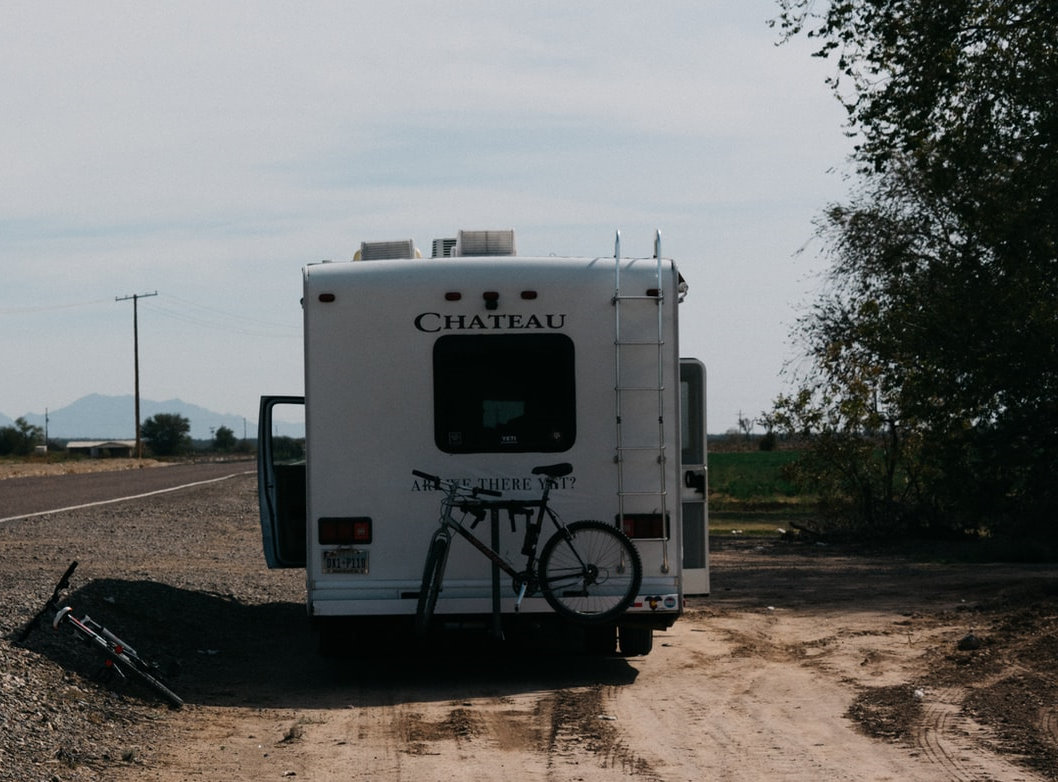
<box><xmin>318</xmin><ymin>517</ymin><xmax>373</xmax><ymax>545</ymax></box>
<box><xmin>520</xmin><ymin>290</ymin><xmax>538</xmax><ymax>300</ymax></box>
<box><xmin>319</xmin><ymin>292</ymin><xmax>336</xmax><ymax>302</ymax></box>
<box><xmin>445</xmin><ymin>291</ymin><xmax>462</xmax><ymax>301</ymax></box>
<box><xmin>619</xmin><ymin>514</ymin><xmax>667</xmax><ymax>539</ymax></box>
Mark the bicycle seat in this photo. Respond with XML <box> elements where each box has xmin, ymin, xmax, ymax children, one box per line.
<box><xmin>531</xmin><ymin>462</ymin><xmax>573</xmax><ymax>478</ymax></box>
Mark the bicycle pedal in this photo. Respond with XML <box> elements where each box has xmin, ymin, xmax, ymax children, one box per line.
<box><xmin>514</xmin><ymin>581</ymin><xmax>529</xmax><ymax>612</ymax></box>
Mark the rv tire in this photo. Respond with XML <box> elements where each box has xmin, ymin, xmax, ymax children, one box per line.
<box><xmin>619</xmin><ymin>626</ymin><xmax>654</xmax><ymax>656</ymax></box>
<box><xmin>583</xmin><ymin>624</ymin><xmax>618</xmax><ymax>655</ymax></box>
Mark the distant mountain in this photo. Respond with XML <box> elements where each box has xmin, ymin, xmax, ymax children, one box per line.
<box><xmin>5</xmin><ymin>394</ymin><xmax>304</xmax><ymax>441</ymax></box>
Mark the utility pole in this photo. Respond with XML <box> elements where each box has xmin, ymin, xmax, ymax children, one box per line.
<box><xmin>116</xmin><ymin>291</ymin><xmax>158</xmax><ymax>459</ymax></box>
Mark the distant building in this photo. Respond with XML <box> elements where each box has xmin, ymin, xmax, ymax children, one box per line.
<box><xmin>66</xmin><ymin>440</ymin><xmax>136</xmax><ymax>458</ymax></box>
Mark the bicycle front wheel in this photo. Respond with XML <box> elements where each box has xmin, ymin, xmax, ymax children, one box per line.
<box><xmin>415</xmin><ymin>534</ymin><xmax>450</xmax><ymax>635</ymax></box>
<box><xmin>538</xmin><ymin>520</ymin><xmax>642</xmax><ymax>624</ymax></box>
<box><xmin>114</xmin><ymin>654</ymin><xmax>184</xmax><ymax>709</ymax></box>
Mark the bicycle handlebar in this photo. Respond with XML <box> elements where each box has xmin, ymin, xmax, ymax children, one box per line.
<box><xmin>54</xmin><ymin>560</ymin><xmax>78</xmax><ymax>593</ymax></box>
<box><xmin>412</xmin><ymin>469</ymin><xmax>502</xmax><ymax>498</ymax></box>
<box><xmin>17</xmin><ymin>560</ymin><xmax>79</xmax><ymax>643</ymax></box>
<box><xmin>412</xmin><ymin>469</ymin><xmax>440</xmax><ymax>486</ymax></box>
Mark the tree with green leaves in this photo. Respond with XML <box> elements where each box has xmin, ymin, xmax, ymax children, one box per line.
<box><xmin>141</xmin><ymin>413</ymin><xmax>191</xmax><ymax>457</ymax></box>
<box><xmin>768</xmin><ymin>0</ymin><xmax>1058</xmax><ymax>541</ymax></box>
<box><xmin>0</xmin><ymin>417</ymin><xmax>44</xmax><ymax>456</ymax></box>
<box><xmin>213</xmin><ymin>425</ymin><xmax>237</xmax><ymax>452</ymax></box>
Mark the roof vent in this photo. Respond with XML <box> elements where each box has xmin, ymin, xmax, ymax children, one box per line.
<box><xmin>356</xmin><ymin>239</ymin><xmax>418</xmax><ymax>261</ymax></box>
<box><xmin>454</xmin><ymin>229</ymin><xmax>516</xmax><ymax>257</ymax></box>
<box><xmin>432</xmin><ymin>237</ymin><xmax>457</xmax><ymax>258</ymax></box>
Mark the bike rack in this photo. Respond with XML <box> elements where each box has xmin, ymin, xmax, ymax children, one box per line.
<box><xmin>478</xmin><ymin>500</ymin><xmax>544</xmax><ymax>640</ymax></box>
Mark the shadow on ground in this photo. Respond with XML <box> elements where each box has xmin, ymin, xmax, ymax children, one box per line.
<box><xmin>17</xmin><ymin>578</ymin><xmax>639</xmax><ymax>710</ymax></box>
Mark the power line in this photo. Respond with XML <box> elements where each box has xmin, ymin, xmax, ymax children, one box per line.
<box><xmin>0</xmin><ymin>298</ymin><xmax>112</xmax><ymax>315</ymax></box>
<box><xmin>0</xmin><ymin>293</ymin><xmax>299</xmax><ymax>337</ymax></box>
<box><xmin>163</xmin><ymin>294</ymin><xmax>297</xmax><ymax>330</ymax></box>
<box><xmin>142</xmin><ymin>300</ymin><xmax>299</xmax><ymax>338</ymax></box>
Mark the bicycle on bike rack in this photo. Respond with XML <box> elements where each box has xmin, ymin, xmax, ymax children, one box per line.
<box><xmin>412</xmin><ymin>463</ymin><xmax>643</xmax><ymax>634</ymax></box>
<box><xmin>18</xmin><ymin>561</ymin><xmax>183</xmax><ymax>709</ymax></box>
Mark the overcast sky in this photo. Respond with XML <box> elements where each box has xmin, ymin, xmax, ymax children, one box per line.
<box><xmin>1</xmin><ymin>2</ymin><xmax>851</xmax><ymax>434</ymax></box>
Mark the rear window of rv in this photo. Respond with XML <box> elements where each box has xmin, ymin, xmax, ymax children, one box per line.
<box><xmin>433</xmin><ymin>334</ymin><xmax>575</xmax><ymax>453</ymax></box>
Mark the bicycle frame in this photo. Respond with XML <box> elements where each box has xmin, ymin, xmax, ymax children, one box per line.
<box><xmin>53</xmin><ymin>606</ymin><xmax>184</xmax><ymax>709</ymax></box>
<box><xmin>55</xmin><ymin>607</ymin><xmax>137</xmax><ymax>660</ymax></box>
<box><xmin>439</xmin><ymin>497</ymin><xmax>559</xmax><ymax>594</ymax></box>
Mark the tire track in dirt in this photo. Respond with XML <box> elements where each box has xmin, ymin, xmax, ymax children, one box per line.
<box><xmin>912</xmin><ymin>688</ymin><xmax>985</xmax><ymax>782</ymax></box>
<box><xmin>544</xmin><ymin>686</ymin><xmax>659</xmax><ymax>780</ymax></box>
<box><xmin>908</xmin><ymin>685</ymin><xmax>1049</xmax><ymax>782</ymax></box>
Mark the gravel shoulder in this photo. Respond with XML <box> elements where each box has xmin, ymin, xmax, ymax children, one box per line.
<box><xmin>1</xmin><ymin>470</ymin><xmax>1056</xmax><ymax>781</ymax></box>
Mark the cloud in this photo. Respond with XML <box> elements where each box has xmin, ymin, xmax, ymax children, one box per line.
<box><xmin>0</xmin><ymin>2</ymin><xmax>852</xmax><ymax>428</ymax></box>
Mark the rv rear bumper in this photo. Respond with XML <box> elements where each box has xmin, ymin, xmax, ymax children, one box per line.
<box><xmin>309</xmin><ymin>593</ymin><xmax>681</xmax><ymax>629</ymax></box>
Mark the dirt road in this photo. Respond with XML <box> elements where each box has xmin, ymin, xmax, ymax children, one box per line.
<box><xmin>3</xmin><ymin>471</ymin><xmax>1056</xmax><ymax>781</ymax></box>
<box><xmin>129</xmin><ymin>545</ymin><xmax>1055</xmax><ymax>782</ymax></box>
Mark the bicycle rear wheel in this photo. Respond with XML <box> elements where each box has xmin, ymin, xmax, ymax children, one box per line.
<box><xmin>538</xmin><ymin>520</ymin><xmax>642</xmax><ymax>624</ymax></box>
<box><xmin>415</xmin><ymin>534</ymin><xmax>450</xmax><ymax>635</ymax></box>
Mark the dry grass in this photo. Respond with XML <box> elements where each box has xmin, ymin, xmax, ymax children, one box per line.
<box><xmin>0</xmin><ymin>458</ymin><xmax>168</xmax><ymax>481</ymax></box>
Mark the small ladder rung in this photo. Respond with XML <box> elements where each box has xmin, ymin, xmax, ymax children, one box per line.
<box><xmin>617</xmin><ymin>491</ymin><xmax>669</xmax><ymax>498</ymax></box>
<box><xmin>616</xmin><ymin>339</ymin><xmax>666</xmax><ymax>346</ymax></box>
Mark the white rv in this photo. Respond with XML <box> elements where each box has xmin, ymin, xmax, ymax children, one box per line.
<box><xmin>258</xmin><ymin>230</ymin><xmax>708</xmax><ymax>656</ymax></box>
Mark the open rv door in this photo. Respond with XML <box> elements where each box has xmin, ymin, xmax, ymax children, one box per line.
<box><xmin>680</xmin><ymin>359</ymin><xmax>709</xmax><ymax>594</ymax></box>
<box><xmin>258</xmin><ymin>395</ymin><xmax>307</xmax><ymax>568</ymax></box>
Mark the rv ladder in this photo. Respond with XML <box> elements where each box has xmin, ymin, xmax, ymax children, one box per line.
<box><xmin>612</xmin><ymin>230</ymin><xmax>670</xmax><ymax>573</ymax></box>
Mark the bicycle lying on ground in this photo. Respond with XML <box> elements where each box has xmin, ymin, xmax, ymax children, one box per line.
<box><xmin>413</xmin><ymin>463</ymin><xmax>643</xmax><ymax>634</ymax></box>
<box><xmin>18</xmin><ymin>561</ymin><xmax>183</xmax><ymax>709</ymax></box>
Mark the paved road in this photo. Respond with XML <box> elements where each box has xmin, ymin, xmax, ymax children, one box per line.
<box><xmin>0</xmin><ymin>462</ymin><xmax>255</xmax><ymax>521</ymax></box>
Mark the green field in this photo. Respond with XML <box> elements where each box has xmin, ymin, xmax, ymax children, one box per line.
<box><xmin>707</xmin><ymin>449</ymin><xmax>815</xmax><ymax>536</ymax></box>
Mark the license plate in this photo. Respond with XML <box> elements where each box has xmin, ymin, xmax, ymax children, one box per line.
<box><xmin>323</xmin><ymin>549</ymin><xmax>369</xmax><ymax>574</ymax></box>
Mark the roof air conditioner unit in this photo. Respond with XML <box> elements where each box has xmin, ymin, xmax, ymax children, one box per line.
<box><xmin>454</xmin><ymin>229</ymin><xmax>516</xmax><ymax>257</ymax></box>
<box><xmin>357</xmin><ymin>239</ymin><xmax>417</xmax><ymax>261</ymax></box>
